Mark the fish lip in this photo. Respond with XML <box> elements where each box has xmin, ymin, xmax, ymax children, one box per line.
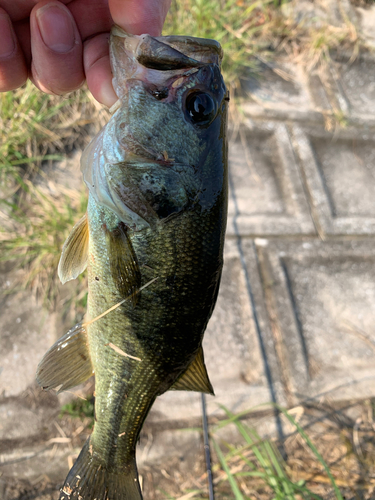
<box><xmin>155</xmin><ymin>35</ymin><xmax>223</xmax><ymax>64</ymax></box>
<box><xmin>111</xmin><ymin>29</ymin><xmax>200</xmax><ymax>75</ymax></box>
<box><xmin>111</xmin><ymin>25</ymin><xmax>223</xmax><ymax>66</ymax></box>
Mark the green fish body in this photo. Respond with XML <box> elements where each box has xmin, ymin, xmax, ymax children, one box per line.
<box><xmin>36</xmin><ymin>26</ymin><xmax>228</xmax><ymax>500</ymax></box>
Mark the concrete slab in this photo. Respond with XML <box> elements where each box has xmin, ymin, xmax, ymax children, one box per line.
<box><xmin>150</xmin><ymin>238</ymin><xmax>286</xmax><ymax>423</ymax></box>
<box><xmin>243</xmin><ymin>60</ymin><xmax>312</xmax><ymax>112</ymax></box>
<box><xmin>0</xmin><ymin>273</ymin><xmax>57</xmax><ymax>398</ymax></box>
<box><xmin>291</xmin><ymin>124</ymin><xmax>375</xmax><ymax>236</ymax></box>
<box><xmin>337</xmin><ymin>56</ymin><xmax>375</xmax><ymax>118</ymax></box>
<box><xmin>307</xmin><ymin>71</ymin><xmax>332</xmax><ymax>112</ymax></box>
<box><xmin>227</xmin><ymin>121</ymin><xmax>315</xmax><ymax>237</ymax></box>
<box><xmin>356</xmin><ymin>4</ymin><xmax>375</xmax><ymax>49</ymax></box>
<box><xmin>0</xmin><ymin>403</ymin><xmax>43</xmax><ymax>441</ymax></box>
<box><xmin>0</xmin><ymin>445</ymin><xmax>71</xmax><ymax>484</ymax></box>
<box><xmin>256</xmin><ymin>239</ymin><xmax>375</xmax><ymax>404</ymax></box>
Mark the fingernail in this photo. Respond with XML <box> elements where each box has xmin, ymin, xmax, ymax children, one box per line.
<box><xmin>100</xmin><ymin>80</ymin><xmax>118</xmax><ymax>108</ymax></box>
<box><xmin>0</xmin><ymin>14</ymin><xmax>16</xmax><ymax>58</ymax></box>
<box><xmin>36</xmin><ymin>4</ymin><xmax>75</xmax><ymax>53</ymax></box>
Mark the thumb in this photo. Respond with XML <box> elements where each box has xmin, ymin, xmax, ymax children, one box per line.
<box><xmin>109</xmin><ymin>0</ymin><xmax>171</xmax><ymax>37</ymax></box>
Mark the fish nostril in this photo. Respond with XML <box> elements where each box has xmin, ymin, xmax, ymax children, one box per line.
<box><xmin>148</xmin><ymin>87</ymin><xmax>169</xmax><ymax>100</ymax></box>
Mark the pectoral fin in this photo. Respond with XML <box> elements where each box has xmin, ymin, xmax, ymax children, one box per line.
<box><xmin>58</xmin><ymin>214</ymin><xmax>89</xmax><ymax>284</ymax></box>
<box><xmin>105</xmin><ymin>222</ymin><xmax>141</xmax><ymax>306</ymax></box>
<box><xmin>171</xmin><ymin>347</ymin><xmax>214</xmax><ymax>395</ymax></box>
<box><xmin>36</xmin><ymin>323</ymin><xmax>93</xmax><ymax>393</ymax></box>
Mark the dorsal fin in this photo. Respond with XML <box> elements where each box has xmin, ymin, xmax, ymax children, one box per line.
<box><xmin>171</xmin><ymin>347</ymin><xmax>214</xmax><ymax>395</ymax></box>
<box><xmin>105</xmin><ymin>222</ymin><xmax>141</xmax><ymax>306</ymax></box>
<box><xmin>58</xmin><ymin>214</ymin><xmax>89</xmax><ymax>284</ymax></box>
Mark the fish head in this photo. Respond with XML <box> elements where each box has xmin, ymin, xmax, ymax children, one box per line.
<box><xmin>81</xmin><ymin>27</ymin><xmax>228</xmax><ymax>230</ymax></box>
<box><xmin>110</xmin><ymin>27</ymin><xmax>228</xmax><ymax>176</ymax></box>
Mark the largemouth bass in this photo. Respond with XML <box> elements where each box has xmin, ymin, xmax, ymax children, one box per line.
<box><xmin>36</xmin><ymin>25</ymin><xmax>228</xmax><ymax>500</ymax></box>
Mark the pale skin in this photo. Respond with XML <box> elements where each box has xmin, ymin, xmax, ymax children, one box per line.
<box><xmin>0</xmin><ymin>0</ymin><xmax>172</xmax><ymax>107</ymax></box>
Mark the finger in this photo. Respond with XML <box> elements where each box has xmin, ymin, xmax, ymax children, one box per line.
<box><xmin>68</xmin><ymin>0</ymin><xmax>112</xmax><ymax>41</ymax></box>
<box><xmin>0</xmin><ymin>0</ymin><xmax>70</xmax><ymax>22</ymax></box>
<box><xmin>0</xmin><ymin>8</ymin><xmax>28</xmax><ymax>91</ymax></box>
<box><xmin>109</xmin><ymin>0</ymin><xmax>172</xmax><ymax>36</ymax></box>
<box><xmin>29</xmin><ymin>0</ymin><xmax>84</xmax><ymax>94</ymax></box>
<box><xmin>84</xmin><ymin>33</ymin><xmax>117</xmax><ymax>108</ymax></box>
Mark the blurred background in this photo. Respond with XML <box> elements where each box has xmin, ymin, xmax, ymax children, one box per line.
<box><xmin>2</xmin><ymin>0</ymin><xmax>375</xmax><ymax>498</ymax></box>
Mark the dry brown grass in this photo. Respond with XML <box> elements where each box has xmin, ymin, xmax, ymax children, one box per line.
<box><xmin>137</xmin><ymin>400</ymin><xmax>375</xmax><ymax>499</ymax></box>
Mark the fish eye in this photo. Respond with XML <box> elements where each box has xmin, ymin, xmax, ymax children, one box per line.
<box><xmin>185</xmin><ymin>92</ymin><xmax>217</xmax><ymax>126</ymax></box>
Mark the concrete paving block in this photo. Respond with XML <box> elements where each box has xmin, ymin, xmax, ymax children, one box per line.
<box><xmin>307</xmin><ymin>71</ymin><xmax>332</xmax><ymax>111</ymax></box>
<box><xmin>337</xmin><ymin>56</ymin><xmax>375</xmax><ymax>118</ymax></box>
<box><xmin>243</xmin><ymin>60</ymin><xmax>312</xmax><ymax>112</ymax></box>
<box><xmin>281</xmin><ymin>0</ymin><xmax>331</xmax><ymax>28</ymax></box>
<box><xmin>356</xmin><ymin>4</ymin><xmax>375</xmax><ymax>49</ymax></box>
<box><xmin>241</xmin><ymin>102</ymin><xmax>326</xmax><ymax>126</ymax></box>
<box><xmin>149</xmin><ymin>238</ymin><xmax>286</xmax><ymax>423</ymax></box>
<box><xmin>257</xmin><ymin>239</ymin><xmax>375</xmax><ymax>404</ymax></box>
<box><xmin>0</xmin><ymin>403</ymin><xmax>43</xmax><ymax>441</ymax></box>
<box><xmin>0</xmin><ymin>275</ymin><xmax>57</xmax><ymax>398</ymax></box>
<box><xmin>138</xmin><ymin>428</ymin><xmax>202</xmax><ymax>471</ymax></box>
<box><xmin>0</xmin><ymin>445</ymin><xmax>71</xmax><ymax>484</ymax></box>
<box><xmin>239</xmin><ymin>55</ymin><xmax>334</xmax><ymax>125</ymax></box>
<box><xmin>227</xmin><ymin>121</ymin><xmax>315</xmax><ymax>237</ymax></box>
<box><xmin>291</xmin><ymin>124</ymin><xmax>375</xmax><ymax>235</ymax></box>
<box><xmin>306</xmin><ymin>62</ymin><xmax>351</xmax><ymax>116</ymax></box>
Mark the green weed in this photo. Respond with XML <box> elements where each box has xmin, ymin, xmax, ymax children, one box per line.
<box><xmin>210</xmin><ymin>406</ymin><xmax>331</xmax><ymax>499</ymax></box>
<box><xmin>167</xmin><ymin>401</ymin><xmax>375</xmax><ymax>500</ymax></box>
<box><xmin>0</xmin><ymin>83</ymin><xmax>98</xmax><ymax>304</ymax></box>
<box><xmin>60</xmin><ymin>396</ymin><xmax>95</xmax><ymax>428</ymax></box>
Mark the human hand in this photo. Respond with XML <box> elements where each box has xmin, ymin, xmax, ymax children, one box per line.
<box><xmin>0</xmin><ymin>0</ymin><xmax>171</xmax><ymax>106</ymax></box>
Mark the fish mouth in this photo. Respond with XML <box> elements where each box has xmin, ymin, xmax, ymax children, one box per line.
<box><xmin>110</xmin><ymin>26</ymin><xmax>224</xmax><ymax>100</ymax></box>
<box><xmin>111</xmin><ymin>25</ymin><xmax>223</xmax><ymax>68</ymax></box>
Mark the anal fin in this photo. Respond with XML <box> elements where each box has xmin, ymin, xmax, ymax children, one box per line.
<box><xmin>36</xmin><ymin>323</ymin><xmax>93</xmax><ymax>393</ymax></box>
<box><xmin>170</xmin><ymin>347</ymin><xmax>214</xmax><ymax>395</ymax></box>
<box><xmin>58</xmin><ymin>213</ymin><xmax>89</xmax><ymax>284</ymax></box>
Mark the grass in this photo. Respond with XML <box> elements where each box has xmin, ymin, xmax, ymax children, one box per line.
<box><xmin>0</xmin><ymin>0</ymin><xmax>369</xmax><ymax>305</ymax></box>
<box><xmin>208</xmin><ymin>405</ymin><xmax>343</xmax><ymax>500</ymax></box>
<box><xmin>164</xmin><ymin>0</ymin><xmax>268</xmax><ymax>90</ymax></box>
<box><xmin>0</xmin><ymin>82</ymin><xmax>102</xmax><ymax>185</ymax></box>
<box><xmin>0</xmin><ymin>182</ymin><xmax>87</xmax><ymax>304</ymax></box>
<box><xmin>159</xmin><ymin>400</ymin><xmax>375</xmax><ymax>500</ymax></box>
<box><xmin>0</xmin><ymin>83</ymin><xmax>108</xmax><ymax>303</ymax></box>
<box><xmin>164</xmin><ymin>0</ymin><xmax>364</xmax><ymax>93</ymax></box>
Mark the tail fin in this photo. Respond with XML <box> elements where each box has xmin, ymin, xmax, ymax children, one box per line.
<box><xmin>59</xmin><ymin>438</ymin><xmax>142</xmax><ymax>500</ymax></box>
